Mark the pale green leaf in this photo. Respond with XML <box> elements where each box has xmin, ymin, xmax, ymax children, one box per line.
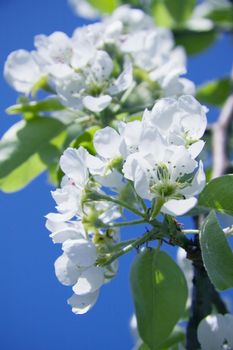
<box><xmin>199</xmin><ymin>175</ymin><xmax>233</xmax><ymax>216</ymax></box>
<box><xmin>7</xmin><ymin>98</ymin><xmax>64</xmax><ymax>115</ymax></box>
<box><xmin>196</xmin><ymin>78</ymin><xmax>231</xmax><ymax>107</ymax></box>
<box><xmin>200</xmin><ymin>211</ymin><xmax>233</xmax><ymax>291</ymax></box>
<box><xmin>130</xmin><ymin>249</ymin><xmax>188</xmax><ymax>350</ymax></box>
<box><xmin>0</xmin><ymin>117</ymin><xmax>66</xmax><ymax>179</ymax></box>
<box><xmin>88</xmin><ymin>0</ymin><xmax>118</xmax><ymax>14</ymax></box>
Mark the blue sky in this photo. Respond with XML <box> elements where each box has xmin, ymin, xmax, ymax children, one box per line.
<box><xmin>0</xmin><ymin>1</ymin><xmax>232</xmax><ymax>350</ymax></box>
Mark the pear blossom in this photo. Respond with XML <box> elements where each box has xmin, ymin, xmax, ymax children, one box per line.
<box><xmin>143</xmin><ymin>95</ymin><xmax>207</xmax><ymax>156</ymax></box>
<box><xmin>105</xmin><ymin>5</ymin><xmax>154</xmax><ymax>33</ymax></box>
<box><xmin>123</xmin><ymin>136</ymin><xmax>206</xmax><ymax>216</ymax></box>
<box><xmin>197</xmin><ymin>314</ymin><xmax>233</xmax><ymax>350</ymax></box>
<box><xmin>55</xmin><ymin>54</ymin><xmax>133</xmax><ymax>112</ymax></box>
<box><xmin>68</xmin><ymin>0</ymin><xmax>99</xmax><ymax>19</ymax></box>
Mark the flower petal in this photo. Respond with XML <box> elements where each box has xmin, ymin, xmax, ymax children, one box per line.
<box><xmin>62</xmin><ymin>239</ymin><xmax>97</xmax><ymax>267</ymax></box>
<box><xmin>60</xmin><ymin>147</ymin><xmax>89</xmax><ymax>185</ymax></box>
<box><xmin>83</xmin><ymin>95</ymin><xmax>112</xmax><ymax>112</ymax></box>
<box><xmin>161</xmin><ymin>198</ymin><xmax>197</xmax><ymax>216</ymax></box>
<box><xmin>50</xmin><ymin>227</ymin><xmax>85</xmax><ymax>244</ymax></box>
<box><xmin>54</xmin><ymin>254</ymin><xmax>81</xmax><ymax>286</ymax></box>
<box><xmin>68</xmin><ymin>290</ymin><xmax>99</xmax><ymax>315</ymax></box>
<box><xmin>72</xmin><ymin>266</ymin><xmax>105</xmax><ymax>295</ymax></box>
<box><xmin>94</xmin><ymin>126</ymin><xmax>121</xmax><ymax>158</ymax></box>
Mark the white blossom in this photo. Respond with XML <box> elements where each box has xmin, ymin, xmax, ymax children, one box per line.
<box><xmin>4</xmin><ymin>50</ymin><xmax>43</xmax><ymax>94</ymax></box>
<box><xmin>68</xmin><ymin>0</ymin><xmax>99</xmax><ymax>19</ymax></box>
<box><xmin>123</xmin><ymin>136</ymin><xmax>205</xmax><ymax>216</ymax></box>
<box><xmin>197</xmin><ymin>314</ymin><xmax>233</xmax><ymax>350</ymax></box>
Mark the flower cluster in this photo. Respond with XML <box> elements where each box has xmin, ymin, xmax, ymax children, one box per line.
<box><xmin>46</xmin><ymin>147</ymin><xmax>121</xmax><ymax>314</ymax></box>
<box><xmin>4</xmin><ymin>5</ymin><xmax>194</xmax><ymax>115</ymax></box>
<box><xmin>46</xmin><ymin>94</ymin><xmax>207</xmax><ymax>314</ymax></box>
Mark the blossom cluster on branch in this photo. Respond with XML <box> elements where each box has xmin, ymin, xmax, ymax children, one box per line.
<box><xmin>46</xmin><ymin>94</ymin><xmax>207</xmax><ymax>313</ymax></box>
<box><xmin>4</xmin><ymin>5</ymin><xmax>194</xmax><ymax>114</ymax></box>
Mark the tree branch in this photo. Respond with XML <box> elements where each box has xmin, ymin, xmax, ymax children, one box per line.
<box><xmin>212</xmin><ymin>93</ymin><xmax>233</xmax><ymax>178</ymax></box>
<box><xmin>186</xmin><ymin>89</ymin><xmax>233</xmax><ymax>349</ymax></box>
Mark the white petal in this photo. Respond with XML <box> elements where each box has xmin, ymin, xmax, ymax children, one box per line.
<box><xmin>94</xmin><ymin>170</ymin><xmax>124</xmax><ymax>192</ymax></box>
<box><xmin>4</xmin><ymin>50</ymin><xmax>42</xmax><ymax>94</ymax></box>
<box><xmin>50</xmin><ymin>227</ymin><xmax>85</xmax><ymax>244</ymax></box>
<box><xmin>181</xmin><ymin>161</ymin><xmax>206</xmax><ymax>197</ymax></box>
<box><xmin>83</xmin><ymin>95</ymin><xmax>112</xmax><ymax>112</ymax></box>
<box><xmin>46</xmin><ymin>210</ymin><xmax>76</xmax><ymax>223</ymax></box>
<box><xmin>197</xmin><ymin>314</ymin><xmax>226</xmax><ymax>350</ymax></box>
<box><xmin>68</xmin><ymin>290</ymin><xmax>99</xmax><ymax>315</ymax></box>
<box><xmin>54</xmin><ymin>254</ymin><xmax>81</xmax><ymax>286</ymax></box>
<box><xmin>146</xmin><ymin>98</ymin><xmax>177</xmax><ymax>130</ymax></box>
<box><xmin>178</xmin><ymin>95</ymin><xmax>208</xmax><ymax>140</ymax></box>
<box><xmin>94</xmin><ymin>126</ymin><xmax>121</xmax><ymax>158</ymax></box>
<box><xmin>60</xmin><ymin>147</ymin><xmax>89</xmax><ymax>185</ymax></box>
<box><xmin>161</xmin><ymin>198</ymin><xmax>197</xmax><ymax>216</ymax></box>
<box><xmin>188</xmin><ymin>140</ymin><xmax>205</xmax><ymax>159</ymax></box>
<box><xmin>108</xmin><ymin>63</ymin><xmax>133</xmax><ymax>95</ymax></box>
<box><xmin>62</xmin><ymin>239</ymin><xmax>97</xmax><ymax>267</ymax></box>
<box><xmin>45</xmin><ymin>218</ymin><xmax>69</xmax><ymax>233</ymax></box>
<box><xmin>85</xmin><ymin>154</ymin><xmax>106</xmax><ymax>176</ymax></box>
<box><xmin>72</xmin><ymin>266</ymin><xmax>105</xmax><ymax>295</ymax></box>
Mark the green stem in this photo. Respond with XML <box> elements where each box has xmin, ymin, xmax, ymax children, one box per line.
<box><xmin>97</xmin><ymin>194</ymin><xmax>147</xmax><ymax>219</ymax></box>
<box><xmin>102</xmin><ymin>218</ymin><xmax>147</xmax><ymax>228</ymax></box>
<box><xmin>150</xmin><ymin>197</ymin><xmax>165</xmax><ymax>220</ymax></box>
<box><xmin>101</xmin><ymin>228</ymin><xmax>159</xmax><ymax>266</ymax></box>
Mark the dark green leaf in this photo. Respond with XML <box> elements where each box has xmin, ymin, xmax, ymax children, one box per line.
<box><xmin>130</xmin><ymin>249</ymin><xmax>188</xmax><ymax>350</ymax></box>
<box><xmin>196</xmin><ymin>78</ymin><xmax>231</xmax><ymax>107</ymax></box>
<box><xmin>199</xmin><ymin>175</ymin><xmax>233</xmax><ymax>216</ymax></box>
<box><xmin>200</xmin><ymin>211</ymin><xmax>233</xmax><ymax>291</ymax></box>
<box><xmin>207</xmin><ymin>6</ymin><xmax>233</xmax><ymax>30</ymax></box>
<box><xmin>152</xmin><ymin>0</ymin><xmax>195</xmax><ymax>28</ymax></box>
<box><xmin>163</xmin><ymin>0</ymin><xmax>195</xmax><ymax>25</ymax></box>
<box><xmin>174</xmin><ymin>29</ymin><xmax>217</xmax><ymax>55</ymax></box>
<box><xmin>0</xmin><ymin>117</ymin><xmax>66</xmax><ymax>179</ymax></box>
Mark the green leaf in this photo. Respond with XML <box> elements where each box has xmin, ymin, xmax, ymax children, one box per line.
<box><xmin>152</xmin><ymin>1</ymin><xmax>174</xmax><ymax>28</ymax></box>
<box><xmin>71</xmin><ymin>125</ymin><xmax>100</xmax><ymax>154</ymax></box>
<box><xmin>0</xmin><ymin>122</ymin><xmax>67</xmax><ymax>192</ymax></box>
<box><xmin>207</xmin><ymin>6</ymin><xmax>233</xmax><ymax>30</ymax></box>
<box><xmin>0</xmin><ymin>117</ymin><xmax>66</xmax><ymax>180</ymax></box>
<box><xmin>31</xmin><ymin>75</ymin><xmax>54</xmax><ymax>96</ymax></box>
<box><xmin>130</xmin><ymin>249</ymin><xmax>188</xmax><ymax>350</ymax></box>
<box><xmin>174</xmin><ymin>29</ymin><xmax>217</xmax><ymax>55</ymax></box>
<box><xmin>7</xmin><ymin>98</ymin><xmax>65</xmax><ymax>116</ymax></box>
<box><xmin>0</xmin><ymin>153</ymin><xmax>46</xmax><ymax>192</ymax></box>
<box><xmin>163</xmin><ymin>0</ymin><xmax>195</xmax><ymax>25</ymax></box>
<box><xmin>196</xmin><ymin>78</ymin><xmax>231</xmax><ymax>107</ymax></box>
<box><xmin>152</xmin><ymin>0</ymin><xmax>195</xmax><ymax>28</ymax></box>
<box><xmin>200</xmin><ymin>211</ymin><xmax>233</xmax><ymax>291</ymax></box>
<box><xmin>138</xmin><ymin>344</ymin><xmax>150</xmax><ymax>350</ymax></box>
<box><xmin>88</xmin><ymin>0</ymin><xmax>118</xmax><ymax>14</ymax></box>
<box><xmin>199</xmin><ymin>175</ymin><xmax>233</xmax><ymax>216</ymax></box>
